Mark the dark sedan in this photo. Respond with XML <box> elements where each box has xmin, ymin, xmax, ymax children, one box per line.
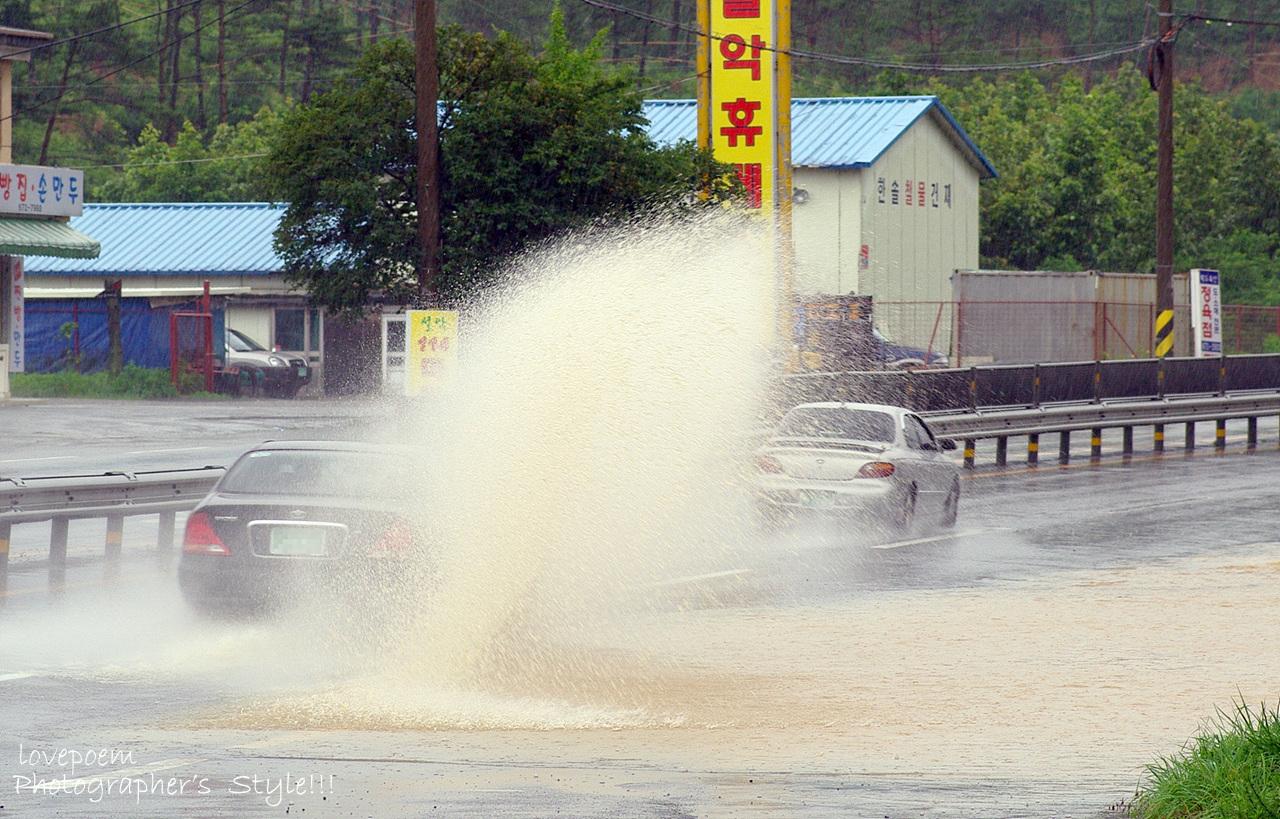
<box><xmin>178</xmin><ymin>440</ymin><xmax>430</xmax><ymax>616</ymax></box>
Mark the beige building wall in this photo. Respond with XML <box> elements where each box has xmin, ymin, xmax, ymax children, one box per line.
<box><xmin>789</xmin><ymin>112</ymin><xmax>983</xmax><ymax>353</ymax></box>
<box><xmin>791</xmin><ymin>167</ymin><xmax>861</xmax><ymax>295</ymax></box>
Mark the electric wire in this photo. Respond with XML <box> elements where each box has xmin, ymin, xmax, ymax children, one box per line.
<box><xmin>575</xmin><ymin>0</ymin><xmax>1155</xmax><ymax>72</ymax></box>
<box><xmin>7</xmin><ymin>0</ymin><xmax>261</xmax><ymax>125</ymax></box>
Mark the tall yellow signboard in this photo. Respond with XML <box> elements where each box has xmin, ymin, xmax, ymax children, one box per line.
<box><xmin>406</xmin><ymin>309</ymin><xmax>458</xmax><ymax>395</ymax></box>
<box><xmin>702</xmin><ymin>0</ymin><xmax>793</xmax><ymax>350</ymax></box>
<box><xmin>710</xmin><ymin>0</ymin><xmax>775</xmax><ymax>213</ymax></box>
<box><xmin>705</xmin><ymin>0</ymin><xmax>790</xmax><ymax>217</ymax></box>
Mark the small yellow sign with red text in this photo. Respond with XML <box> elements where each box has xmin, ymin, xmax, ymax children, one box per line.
<box><xmin>406</xmin><ymin>310</ymin><xmax>458</xmax><ymax>394</ymax></box>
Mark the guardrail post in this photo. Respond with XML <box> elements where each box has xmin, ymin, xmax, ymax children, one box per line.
<box><xmin>50</xmin><ymin>518</ymin><xmax>68</xmax><ymax>579</ymax></box>
<box><xmin>995</xmin><ymin>436</ymin><xmax>1008</xmax><ymax>467</ymax></box>
<box><xmin>1028</xmin><ymin>433</ymin><xmax>1039</xmax><ymax>465</ymax></box>
<box><xmin>0</xmin><ymin>521</ymin><xmax>9</xmax><ymax>574</ymax></box>
<box><xmin>968</xmin><ymin>367</ymin><xmax>977</xmax><ymax>411</ymax></box>
<box><xmin>1123</xmin><ymin>426</ymin><xmax>1134</xmax><ymax>456</ymax></box>
<box><xmin>963</xmin><ymin>439</ymin><xmax>976</xmax><ymax>470</ymax></box>
<box><xmin>1215</xmin><ymin>419</ymin><xmax>1227</xmax><ymax>452</ymax></box>
<box><xmin>1032</xmin><ymin>364</ymin><xmax>1042</xmax><ymax>408</ymax></box>
<box><xmin>1059</xmin><ymin>431</ymin><xmax>1071</xmax><ymax>464</ymax></box>
<box><xmin>1092</xmin><ymin>360</ymin><xmax>1101</xmax><ymax>403</ymax></box>
<box><xmin>1248</xmin><ymin>417</ymin><xmax>1258</xmax><ymax>450</ymax></box>
<box><xmin>1154</xmin><ymin>423</ymin><xmax>1165</xmax><ymax>454</ymax></box>
<box><xmin>1091</xmin><ymin>428</ymin><xmax>1102</xmax><ymax>460</ymax></box>
<box><xmin>1185</xmin><ymin>421</ymin><xmax>1196</xmax><ymax>452</ymax></box>
<box><xmin>157</xmin><ymin>511</ymin><xmax>177</xmax><ymax>558</ymax></box>
<box><xmin>105</xmin><ymin>514</ymin><xmax>124</xmax><ymax>561</ymax></box>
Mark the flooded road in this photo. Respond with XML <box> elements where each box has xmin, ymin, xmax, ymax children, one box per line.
<box><xmin>3</xmin><ymin>216</ymin><xmax>1279</xmax><ymax>817</ymax></box>
<box><xmin>2</xmin><ymin>430</ymin><xmax>1278</xmax><ymax>818</ymax></box>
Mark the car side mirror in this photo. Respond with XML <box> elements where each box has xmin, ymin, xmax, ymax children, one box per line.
<box><xmin>939</xmin><ymin>439</ymin><xmax>957</xmax><ymax>451</ymax></box>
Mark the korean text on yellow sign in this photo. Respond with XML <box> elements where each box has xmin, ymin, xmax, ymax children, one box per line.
<box><xmin>710</xmin><ymin>0</ymin><xmax>776</xmax><ymax>214</ymax></box>
<box><xmin>406</xmin><ymin>309</ymin><xmax>458</xmax><ymax>394</ymax></box>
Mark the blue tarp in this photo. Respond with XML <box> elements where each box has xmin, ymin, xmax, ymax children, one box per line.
<box><xmin>23</xmin><ymin>297</ymin><xmax>225</xmax><ymax>374</ymax></box>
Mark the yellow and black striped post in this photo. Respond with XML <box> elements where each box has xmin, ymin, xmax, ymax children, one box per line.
<box><xmin>1155</xmin><ymin>309</ymin><xmax>1175</xmax><ymax>359</ymax></box>
<box><xmin>963</xmin><ymin>439</ymin><xmax>976</xmax><ymax>469</ymax></box>
<box><xmin>0</xmin><ymin>521</ymin><xmax>9</xmax><ymax>574</ymax></box>
<box><xmin>1028</xmin><ymin>433</ymin><xmax>1039</xmax><ymax>465</ymax></box>
<box><xmin>1091</xmin><ymin>428</ymin><xmax>1103</xmax><ymax>460</ymax></box>
<box><xmin>1215</xmin><ymin>419</ymin><xmax>1227</xmax><ymax>451</ymax></box>
<box><xmin>1154</xmin><ymin>423</ymin><xmax>1165</xmax><ymax>454</ymax></box>
<box><xmin>1155</xmin><ymin>307</ymin><xmax>1174</xmax><ymax>400</ymax></box>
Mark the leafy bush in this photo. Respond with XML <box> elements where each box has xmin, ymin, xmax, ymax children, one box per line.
<box><xmin>9</xmin><ymin>366</ymin><xmax>220</xmax><ymax>399</ymax></box>
<box><xmin>1135</xmin><ymin>698</ymin><xmax>1280</xmax><ymax>819</ymax></box>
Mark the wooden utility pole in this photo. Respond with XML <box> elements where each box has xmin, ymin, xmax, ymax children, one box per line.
<box><xmin>414</xmin><ymin>0</ymin><xmax>439</xmax><ymax>300</ymax></box>
<box><xmin>1154</xmin><ymin>0</ymin><xmax>1175</xmax><ymax>359</ymax></box>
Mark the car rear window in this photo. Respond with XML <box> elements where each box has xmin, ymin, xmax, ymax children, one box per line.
<box><xmin>775</xmin><ymin>408</ymin><xmax>896</xmax><ymax>443</ymax></box>
<box><xmin>220</xmin><ymin>449</ymin><xmax>410</xmax><ymax>498</ymax></box>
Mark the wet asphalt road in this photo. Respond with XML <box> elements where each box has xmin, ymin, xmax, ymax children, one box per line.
<box><xmin>1</xmin><ymin>398</ymin><xmax>1279</xmax><ymax>818</ymax></box>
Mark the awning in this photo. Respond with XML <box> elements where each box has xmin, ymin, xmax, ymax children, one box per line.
<box><xmin>0</xmin><ymin>217</ymin><xmax>100</xmax><ymax>258</ymax></box>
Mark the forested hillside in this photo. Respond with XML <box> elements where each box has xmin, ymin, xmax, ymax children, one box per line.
<box><xmin>8</xmin><ymin>0</ymin><xmax>1280</xmax><ymax>302</ymax></box>
<box><xmin>12</xmin><ymin>0</ymin><xmax>1280</xmax><ymax>178</ymax></box>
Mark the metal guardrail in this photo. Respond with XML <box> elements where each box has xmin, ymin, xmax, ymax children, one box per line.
<box><xmin>0</xmin><ymin>467</ymin><xmax>224</xmax><ymax>573</ymax></box>
<box><xmin>778</xmin><ymin>353</ymin><xmax>1280</xmax><ymax>414</ymax></box>
<box><xmin>4</xmin><ymin>354</ymin><xmax>1280</xmax><ymax>573</ymax></box>
<box><xmin>924</xmin><ymin>393</ymin><xmax>1280</xmax><ymax>468</ymax></box>
<box><xmin>779</xmin><ymin>353</ymin><xmax>1280</xmax><ymax>469</ymax></box>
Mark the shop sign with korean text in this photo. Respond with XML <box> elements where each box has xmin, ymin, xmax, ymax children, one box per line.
<box><xmin>1190</xmin><ymin>268</ymin><xmax>1222</xmax><ymax>357</ymax></box>
<box><xmin>406</xmin><ymin>309</ymin><xmax>458</xmax><ymax>394</ymax></box>
<box><xmin>9</xmin><ymin>257</ymin><xmax>23</xmax><ymax>372</ymax></box>
<box><xmin>0</xmin><ymin>165</ymin><xmax>84</xmax><ymax>217</ymax></box>
<box><xmin>710</xmin><ymin>0</ymin><xmax>778</xmax><ymax>214</ymax></box>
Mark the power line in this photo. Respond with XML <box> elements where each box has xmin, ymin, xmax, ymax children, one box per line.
<box><xmin>10</xmin><ymin>0</ymin><xmax>261</xmax><ymax>125</ymax></box>
<box><xmin>4</xmin><ymin>0</ymin><xmax>212</xmax><ymax>60</ymax></box>
<box><xmin>85</xmin><ymin>152</ymin><xmax>268</xmax><ymax>169</ymax></box>
<box><xmin>576</xmin><ymin>0</ymin><xmax>1153</xmax><ymax>73</ymax></box>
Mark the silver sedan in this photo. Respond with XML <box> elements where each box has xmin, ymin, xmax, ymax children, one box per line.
<box><xmin>754</xmin><ymin>402</ymin><xmax>960</xmax><ymax>532</ymax></box>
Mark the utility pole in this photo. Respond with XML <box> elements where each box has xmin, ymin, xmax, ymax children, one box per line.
<box><xmin>1153</xmin><ymin>0</ymin><xmax>1175</xmax><ymax>360</ymax></box>
<box><xmin>414</xmin><ymin>0</ymin><xmax>440</xmax><ymax>301</ymax></box>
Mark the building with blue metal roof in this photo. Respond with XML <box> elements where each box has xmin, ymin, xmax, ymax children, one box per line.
<box><xmin>21</xmin><ymin>202</ymin><xmax>321</xmax><ymax>386</ymax></box>
<box><xmin>644</xmin><ymin>96</ymin><xmax>993</xmax><ymax>351</ymax></box>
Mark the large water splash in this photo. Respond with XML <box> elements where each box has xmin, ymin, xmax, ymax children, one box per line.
<box><xmin>391</xmin><ymin>211</ymin><xmax>778</xmax><ymax>691</ymax></box>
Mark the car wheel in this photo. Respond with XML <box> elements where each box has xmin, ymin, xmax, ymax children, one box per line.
<box><xmin>941</xmin><ymin>479</ymin><xmax>960</xmax><ymax>528</ymax></box>
<box><xmin>893</xmin><ymin>484</ymin><xmax>917</xmax><ymax>533</ymax></box>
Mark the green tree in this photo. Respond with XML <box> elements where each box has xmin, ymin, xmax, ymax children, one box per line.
<box><xmin>94</xmin><ymin>106</ymin><xmax>282</xmax><ymax>202</ymax></box>
<box><xmin>933</xmin><ymin>70</ymin><xmax>1280</xmax><ymax>303</ymax></box>
<box><xmin>266</xmin><ymin>11</ymin><xmax>736</xmax><ymax>314</ymax></box>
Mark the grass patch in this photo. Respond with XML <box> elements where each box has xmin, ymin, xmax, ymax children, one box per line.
<box><xmin>1135</xmin><ymin>698</ymin><xmax>1280</xmax><ymax>819</ymax></box>
<box><xmin>9</xmin><ymin>366</ymin><xmax>219</xmax><ymax>399</ymax></box>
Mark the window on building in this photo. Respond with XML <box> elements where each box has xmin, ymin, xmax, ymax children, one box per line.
<box><xmin>274</xmin><ymin>308</ymin><xmax>321</xmax><ymax>352</ymax></box>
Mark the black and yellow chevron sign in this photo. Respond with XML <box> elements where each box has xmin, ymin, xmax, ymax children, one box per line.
<box><xmin>1155</xmin><ymin>309</ymin><xmax>1174</xmax><ymax>358</ymax></box>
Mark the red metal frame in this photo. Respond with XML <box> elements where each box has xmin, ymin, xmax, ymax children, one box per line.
<box><xmin>168</xmin><ymin>282</ymin><xmax>214</xmax><ymax>393</ymax></box>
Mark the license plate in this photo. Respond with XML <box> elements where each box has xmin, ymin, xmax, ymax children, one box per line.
<box><xmin>295</xmin><ymin>366</ymin><xmax>309</xmax><ymax>378</ymax></box>
<box><xmin>269</xmin><ymin>527</ymin><xmax>326</xmax><ymax>556</ymax></box>
<box><xmin>798</xmin><ymin>490</ymin><xmax>835</xmax><ymax>510</ymax></box>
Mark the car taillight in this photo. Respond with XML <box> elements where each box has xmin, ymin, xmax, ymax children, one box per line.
<box><xmin>755</xmin><ymin>455</ymin><xmax>785</xmax><ymax>474</ymax></box>
<box><xmin>373</xmin><ymin>520</ymin><xmax>413</xmax><ymax>552</ymax></box>
<box><xmin>182</xmin><ymin>512</ymin><xmax>231</xmax><ymax>555</ymax></box>
<box><xmin>855</xmin><ymin>462</ymin><xmax>895</xmax><ymax>478</ymax></box>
